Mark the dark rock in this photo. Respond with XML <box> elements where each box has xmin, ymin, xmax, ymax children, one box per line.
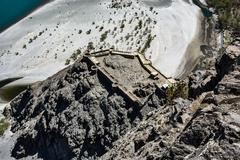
<box><xmin>4</xmin><ymin>56</ymin><xmax>165</xmax><ymax>160</ymax></box>
<box><xmin>101</xmin><ymin>44</ymin><xmax>240</xmax><ymax>159</ymax></box>
<box><xmin>189</xmin><ymin>45</ymin><xmax>240</xmax><ymax>98</ymax></box>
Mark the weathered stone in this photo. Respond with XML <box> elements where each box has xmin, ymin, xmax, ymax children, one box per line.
<box><xmin>4</xmin><ymin>53</ymin><xmax>167</xmax><ymax>160</ymax></box>
<box><xmin>189</xmin><ymin>45</ymin><xmax>240</xmax><ymax>98</ymax></box>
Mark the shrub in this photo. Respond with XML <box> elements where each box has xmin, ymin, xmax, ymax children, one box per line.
<box><xmin>166</xmin><ymin>82</ymin><xmax>189</xmax><ymax>105</ymax></box>
<box><xmin>76</xmin><ymin>49</ymin><xmax>81</xmax><ymax>55</ymax></box>
<box><xmin>22</xmin><ymin>44</ymin><xmax>26</xmax><ymax>49</ymax></box>
<box><xmin>29</xmin><ymin>38</ymin><xmax>33</xmax><ymax>44</ymax></box>
<box><xmin>87</xmin><ymin>42</ymin><xmax>95</xmax><ymax>51</ymax></box>
<box><xmin>120</xmin><ymin>23</ymin><xmax>125</xmax><ymax>29</ymax></box>
<box><xmin>65</xmin><ymin>59</ymin><xmax>70</xmax><ymax>65</ymax></box>
<box><xmin>100</xmin><ymin>32</ymin><xmax>108</xmax><ymax>42</ymax></box>
<box><xmin>86</xmin><ymin>29</ymin><xmax>91</xmax><ymax>35</ymax></box>
<box><xmin>206</xmin><ymin>0</ymin><xmax>240</xmax><ymax>30</ymax></box>
<box><xmin>70</xmin><ymin>52</ymin><xmax>78</xmax><ymax>61</ymax></box>
<box><xmin>138</xmin><ymin>20</ymin><xmax>143</xmax><ymax>29</ymax></box>
<box><xmin>99</xmin><ymin>26</ymin><xmax>104</xmax><ymax>32</ymax></box>
<box><xmin>140</xmin><ymin>34</ymin><xmax>154</xmax><ymax>54</ymax></box>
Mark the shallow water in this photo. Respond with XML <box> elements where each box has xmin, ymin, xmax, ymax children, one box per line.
<box><xmin>0</xmin><ymin>77</ymin><xmax>22</xmax><ymax>88</ymax></box>
<box><xmin>0</xmin><ymin>85</ymin><xmax>28</xmax><ymax>102</ymax></box>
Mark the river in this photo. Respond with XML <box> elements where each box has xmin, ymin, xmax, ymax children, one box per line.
<box><xmin>0</xmin><ymin>0</ymin><xmax>45</xmax><ymax>32</ymax></box>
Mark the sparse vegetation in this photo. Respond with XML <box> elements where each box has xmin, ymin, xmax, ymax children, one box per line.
<box><xmin>100</xmin><ymin>31</ymin><xmax>108</xmax><ymax>42</ymax></box>
<box><xmin>87</xmin><ymin>42</ymin><xmax>95</xmax><ymax>51</ymax></box>
<box><xmin>140</xmin><ymin>34</ymin><xmax>154</xmax><ymax>54</ymax></box>
<box><xmin>70</xmin><ymin>52</ymin><xmax>78</xmax><ymax>61</ymax></box>
<box><xmin>166</xmin><ymin>82</ymin><xmax>189</xmax><ymax>105</ymax></box>
<box><xmin>86</xmin><ymin>29</ymin><xmax>91</xmax><ymax>35</ymax></box>
<box><xmin>0</xmin><ymin>118</ymin><xmax>9</xmax><ymax>136</ymax></box>
<box><xmin>207</xmin><ymin>0</ymin><xmax>240</xmax><ymax>30</ymax></box>
<box><xmin>138</xmin><ymin>20</ymin><xmax>143</xmax><ymax>29</ymax></box>
<box><xmin>120</xmin><ymin>23</ymin><xmax>125</xmax><ymax>29</ymax></box>
<box><xmin>65</xmin><ymin>59</ymin><xmax>70</xmax><ymax>65</ymax></box>
<box><xmin>224</xmin><ymin>30</ymin><xmax>235</xmax><ymax>45</ymax></box>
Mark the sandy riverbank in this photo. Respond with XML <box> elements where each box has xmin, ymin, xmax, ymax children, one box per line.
<box><xmin>0</xmin><ymin>1</ymin><xmax>205</xmax><ymax>159</ymax></box>
<box><xmin>0</xmin><ymin>0</ymin><xmax>203</xmax><ymax>84</ymax></box>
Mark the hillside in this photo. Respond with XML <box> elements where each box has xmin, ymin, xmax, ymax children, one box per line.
<box><xmin>0</xmin><ymin>0</ymin><xmax>240</xmax><ymax>160</ymax></box>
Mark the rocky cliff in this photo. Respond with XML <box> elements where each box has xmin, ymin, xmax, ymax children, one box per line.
<box><xmin>4</xmin><ymin>54</ymin><xmax>166</xmax><ymax>160</ymax></box>
<box><xmin>102</xmin><ymin>45</ymin><xmax>240</xmax><ymax>160</ymax></box>
<box><xmin>2</xmin><ymin>1</ymin><xmax>240</xmax><ymax>159</ymax></box>
<box><xmin>3</xmin><ymin>43</ymin><xmax>240</xmax><ymax>160</ymax></box>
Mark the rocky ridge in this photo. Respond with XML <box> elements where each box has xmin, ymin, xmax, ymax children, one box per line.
<box><xmin>4</xmin><ymin>54</ymin><xmax>166</xmax><ymax>160</ymax></box>
<box><xmin>3</xmin><ymin>42</ymin><xmax>240</xmax><ymax>160</ymax></box>
<box><xmin>1</xmin><ymin>1</ymin><xmax>240</xmax><ymax>159</ymax></box>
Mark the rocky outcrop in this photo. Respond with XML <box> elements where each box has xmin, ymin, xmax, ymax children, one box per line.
<box><xmin>101</xmin><ymin>45</ymin><xmax>240</xmax><ymax>160</ymax></box>
<box><xmin>3</xmin><ymin>43</ymin><xmax>240</xmax><ymax>160</ymax></box>
<box><xmin>4</xmin><ymin>56</ymin><xmax>166</xmax><ymax>160</ymax></box>
<box><xmin>188</xmin><ymin>45</ymin><xmax>240</xmax><ymax>98</ymax></box>
<box><xmin>101</xmin><ymin>101</ymin><xmax>240</xmax><ymax>160</ymax></box>
<box><xmin>2</xmin><ymin>41</ymin><xmax>239</xmax><ymax>160</ymax></box>
<box><xmin>1</xmin><ymin>0</ymin><xmax>240</xmax><ymax>159</ymax></box>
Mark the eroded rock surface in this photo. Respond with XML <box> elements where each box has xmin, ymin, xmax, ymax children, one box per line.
<box><xmin>101</xmin><ymin>45</ymin><xmax>240</xmax><ymax>160</ymax></box>
<box><xmin>188</xmin><ymin>45</ymin><xmax>240</xmax><ymax>98</ymax></box>
<box><xmin>3</xmin><ymin>44</ymin><xmax>240</xmax><ymax>160</ymax></box>
<box><xmin>4</xmin><ymin>54</ymin><xmax>166</xmax><ymax>160</ymax></box>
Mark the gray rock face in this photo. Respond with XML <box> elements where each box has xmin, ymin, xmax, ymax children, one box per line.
<box><xmin>102</xmin><ymin>103</ymin><xmax>240</xmax><ymax>160</ymax></box>
<box><xmin>2</xmin><ymin>24</ymin><xmax>240</xmax><ymax>160</ymax></box>
<box><xmin>188</xmin><ymin>45</ymin><xmax>240</xmax><ymax>98</ymax></box>
<box><xmin>4</xmin><ymin>56</ymin><xmax>165</xmax><ymax>160</ymax></box>
<box><xmin>4</xmin><ymin>44</ymin><xmax>240</xmax><ymax>160</ymax></box>
<box><xmin>101</xmin><ymin>45</ymin><xmax>240</xmax><ymax>160</ymax></box>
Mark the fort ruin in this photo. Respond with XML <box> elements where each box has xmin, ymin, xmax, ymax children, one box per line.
<box><xmin>82</xmin><ymin>49</ymin><xmax>174</xmax><ymax>105</ymax></box>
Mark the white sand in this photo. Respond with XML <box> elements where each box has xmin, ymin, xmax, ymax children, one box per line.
<box><xmin>0</xmin><ymin>127</ymin><xmax>15</xmax><ymax>160</ymax></box>
<box><xmin>0</xmin><ymin>1</ymin><xmax>204</xmax><ymax>158</ymax></box>
<box><xmin>0</xmin><ymin>0</ymin><xmax>203</xmax><ymax>84</ymax></box>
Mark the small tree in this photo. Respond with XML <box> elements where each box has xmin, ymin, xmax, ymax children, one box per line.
<box><xmin>65</xmin><ymin>59</ymin><xmax>70</xmax><ymax>65</ymax></box>
<box><xmin>100</xmin><ymin>31</ymin><xmax>108</xmax><ymax>42</ymax></box>
<box><xmin>23</xmin><ymin>44</ymin><xmax>27</xmax><ymax>49</ymax></box>
<box><xmin>86</xmin><ymin>29</ymin><xmax>91</xmax><ymax>35</ymax></box>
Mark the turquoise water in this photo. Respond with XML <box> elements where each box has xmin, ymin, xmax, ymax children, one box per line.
<box><xmin>0</xmin><ymin>0</ymin><xmax>44</xmax><ymax>32</ymax></box>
